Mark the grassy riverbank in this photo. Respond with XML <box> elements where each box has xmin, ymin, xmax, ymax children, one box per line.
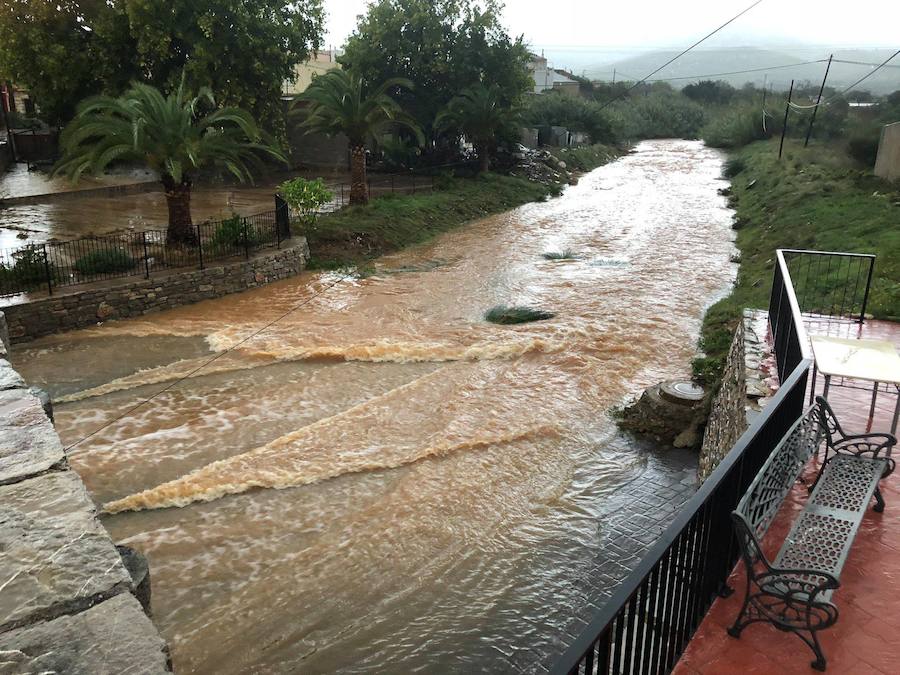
<box><xmin>693</xmin><ymin>138</ymin><xmax>900</xmax><ymax>383</ymax></box>
<box><xmin>304</xmin><ymin>144</ymin><xmax>620</xmax><ymax>269</ymax></box>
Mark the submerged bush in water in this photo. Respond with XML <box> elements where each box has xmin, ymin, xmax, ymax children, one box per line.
<box><xmin>484</xmin><ymin>305</ymin><xmax>555</xmax><ymax>324</ymax></box>
<box><xmin>542</xmin><ymin>249</ymin><xmax>580</xmax><ymax>260</ymax></box>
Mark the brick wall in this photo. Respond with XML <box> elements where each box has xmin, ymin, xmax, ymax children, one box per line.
<box><xmin>4</xmin><ymin>238</ymin><xmax>309</xmax><ymax>343</ymax></box>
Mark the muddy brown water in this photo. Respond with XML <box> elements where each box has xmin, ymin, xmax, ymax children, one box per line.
<box><xmin>14</xmin><ymin>140</ymin><xmax>736</xmax><ymax>673</ymax></box>
<box><xmin>0</xmin><ymin>168</ymin><xmax>349</xmax><ymax>249</ymax></box>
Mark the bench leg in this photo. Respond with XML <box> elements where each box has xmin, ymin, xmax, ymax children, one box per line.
<box><xmin>874</xmin><ymin>486</ymin><xmax>886</xmax><ymax>513</ymax></box>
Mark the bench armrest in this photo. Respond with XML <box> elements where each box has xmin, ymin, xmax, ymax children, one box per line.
<box><xmin>834</xmin><ymin>432</ymin><xmax>897</xmax><ymax>449</ymax></box>
<box><xmin>830</xmin><ymin>434</ymin><xmax>896</xmax><ymax>471</ymax></box>
<box><xmin>757</xmin><ymin>566</ymin><xmax>840</xmax><ymax>602</ymax></box>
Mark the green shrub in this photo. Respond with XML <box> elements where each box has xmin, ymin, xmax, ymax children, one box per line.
<box><xmin>210</xmin><ymin>214</ymin><xmax>257</xmax><ymax>250</ymax></box>
<box><xmin>484</xmin><ymin>305</ymin><xmax>555</xmax><ymax>324</ymax></box>
<box><xmin>846</xmin><ymin>132</ymin><xmax>880</xmax><ymax>167</ymax></box>
<box><xmin>74</xmin><ymin>249</ymin><xmax>136</xmax><ymax>275</ymax></box>
<box><xmin>0</xmin><ymin>245</ymin><xmax>55</xmax><ymax>292</ymax></box>
<box><xmin>702</xmin><ymin>106</ymin><xmax>772</xmax><ymax>149</ymax></box>
<box><xmin>723</xmin><ymin>157</ymin><xmax>746</xmax><ymax>178</ymax></box>
<box><xmin>278</xmin><ymin>177</ymin><xmax>333</xmax><ymax>231</ymax></box>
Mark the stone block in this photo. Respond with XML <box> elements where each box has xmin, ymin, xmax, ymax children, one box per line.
<box><xmin>0</xmin><ymin>360</ymin><xmax>25</xmax><ymax>391</ymax></box>
<box><xmin>0</xmin><ymin>471</ymin><xmax>132</xmax><ymax>632</ymax></box>
<box><xmin>0</xmin><ymin>593</ymin><xmax>171</xmax><ymax>673</ymax></box>
<box><xmin>0</xmin><ymin>389</ymin><xmax>65</xmax><ymax>485</ymax></box>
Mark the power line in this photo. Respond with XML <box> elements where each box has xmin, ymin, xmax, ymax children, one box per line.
<box><xmin>645</xmin><ymin>59</ymin><xmax>828</xmax><ymax>82</ymax></box>
<box><xmin>831</xmin><ymin>58</ymin><xmax>900</xmax><ymax>69</ymax></box>
<box><xmin>64</xmin><ymin>270</ymin><xmax>354</xmax><ymax>453</ymax></box>
<box><xmin>594</xmin><ymin>0</ymin><xmax>765</xmax><ymax>110</ymax></box>
<box><xmin>788</xmin><ymin>48</ymin><xmax>900</xmax><ymax>110</ymax></box>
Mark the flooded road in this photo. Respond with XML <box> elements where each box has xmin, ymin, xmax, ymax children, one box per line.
<box><xmin>15</xmin><ymin>140</ymin><xmax>736</xmax><ymax>673</ymax></box>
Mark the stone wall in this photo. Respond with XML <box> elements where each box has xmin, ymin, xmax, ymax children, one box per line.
<box><xmin>4</xmin><ymin>239</ymin><xmax>309</xmax><ymax>343</ymax></box>
<box><xmin>697</xmin><ymin>309</ymin><xmax>774</xmax><ymax>481</ymax></box>
<box><xmin>0</xmin><ymin>180</ymin><xmax>159</xmax><ymax>207</ymax></box>
<box><xmin>875</xmin><ymin>121</ymin><xmax>900</xmax><ymax>183</ymax></box>
<box><xmin>0</xmin><ymin>312</ymin><xmax>172</xmax><ymax>672</ymax></box>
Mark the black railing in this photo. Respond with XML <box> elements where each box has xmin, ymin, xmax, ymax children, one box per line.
<box><xmin>322</xmin><ymin>173</ymin><xmax>436</xmax><ymax>212</ymax></box>
<box><xmin>782</xmin><ymin>249</ymin><xmax>875</xmax><ymax>325</ymax></box>
<box><xmin>769</xmin><ymin>250</ymin><xmax>814</xmax><ymax>381</ymax></box>
<box><xmin>0</xmin><ymin>208</ymin><xmax>285</xmax><ymax>297</ymax></box>
<box><xmin>551</xmin><ymin>251</ymin><xmax>816</xmax><ymax>675</ymax></box>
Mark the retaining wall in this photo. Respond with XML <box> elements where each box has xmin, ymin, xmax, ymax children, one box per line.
<box><xmin>3</xmin><ymin>238</ymin><xmax>309</xmax><ymax>343</ymax></box>
<box><xmin>0</xmin><ymin>312</ymin><xmax>172</xmax><ymax>672</ymax></box>
<box><xmin>698</xmin><ymin>309</ymin><xmax>774</xmax><ymax>481</ymax></box>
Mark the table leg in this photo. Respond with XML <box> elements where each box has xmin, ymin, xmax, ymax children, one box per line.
<box><xmin>867</xmin><ymin>381</ymin><xmax>879</xmax><ymax>433</ymax></box>
<box><xmin>809</xmin><ymin>362</ymin><xmax>818</xmax><ymax>404</ymax></box>
<box><xmin>892</xmin><ymin>386</ymin><xmax>899</xmax><ymax>437</ymax></box>
<box><xmin>823</xmin><ymin>375</ymin><xmax>831</xmax><ymax>399</ymax></box>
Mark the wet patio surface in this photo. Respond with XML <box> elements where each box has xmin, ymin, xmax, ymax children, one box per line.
<box><xmin>674</xmin><ymin>317</ymin><xmax>900</xmax><ymax>675</ymax></box>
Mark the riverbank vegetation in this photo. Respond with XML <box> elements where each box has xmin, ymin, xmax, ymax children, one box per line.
<box><xmin>692</xmin><ymin>138</ymin><xmax>900</xmax><ymax>383</ymax></box>
<box><xmin>303</xmin><ymin>158</ymin><xmax>611</xmax><ymax>269</ymax></box>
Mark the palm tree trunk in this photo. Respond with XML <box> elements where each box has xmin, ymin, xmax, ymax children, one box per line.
<box><xmin>349</xmin><ymin>144</ymin><xmax>369</xmax><ymax>205</ymax></box>
<box><xmin>477</xmin><ymin>143</ymin><xmax>490</xmax><ymax>173</ymax></box>
<box><xmin>163</xmin><ymin>176</ymin><xmax>197</xmax><ymax>245</ymax></box>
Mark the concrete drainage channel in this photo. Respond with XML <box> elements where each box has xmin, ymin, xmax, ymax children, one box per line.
<box><xmin>0</xmin><ymin>311</ymin><xmax>172</xmax><ymax>672</ymax></box>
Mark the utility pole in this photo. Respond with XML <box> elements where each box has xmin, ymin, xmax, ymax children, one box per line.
<box><xmin>761</xmin><ymin>74</ymin><xmax>768</xmax><ymax>133</ymax></box>
<box><xmin>804</xmin><ymin>54</ymin><xmax>833</xmax><ymax>147</ymax></box>
<box><xmin>612</xmin><ymin>68</ymin><xmax>616</xmax><ymax>84</ymax></box>
<box><xmin>779</xmin><ymin>79</ymin><xmax>794</xmax><ymax>159</ymax></box>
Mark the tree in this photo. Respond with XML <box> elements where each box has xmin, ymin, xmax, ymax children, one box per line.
<box><xmin>682</xmin><ymin>80</ymin><xmax>735</xmax><ymax>106</ymax></box>
<box><xmin>124</xmin><ymin>0</ymin><xmax>324</xmax><ymax>135</ymax></box>
<box><xmin>54</xmin><ymin>80</ymin><xmax>285</xmax><ymax>244</ymax></box>
<box><xmin>0</xmin><ymin>0</ymin><xmax>137</xmax><ymax>124</ymax></box>
<box><xmin>0</xmin><ymin>0</ymin><xmax>324</xmax><ymax>132</ymax></box>
<box><xmin>436</xmin><ymin>84</ymin><xmax>519</xmax><ymax>172</ymax></box>
<box><xmin>524</xmin><ymin>93</ymin><xmax>614</xmax><ymax>144</ymax></box>
<box><xmin>340</xmin><ymin>0</ymin><xmax>531</xmax><ymax>154</ymax></box>
<box><xmin>293</xmin><ymin>70</ymin><xmax>423</xmax><ymax>205</ymax></box>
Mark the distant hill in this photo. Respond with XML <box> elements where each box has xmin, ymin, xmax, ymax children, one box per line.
<box><xmin>576</xmin><ymin>47</ymin><xmax>900</xmax><ymax>95</ymax></box>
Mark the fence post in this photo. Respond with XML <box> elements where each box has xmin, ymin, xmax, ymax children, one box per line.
<box><xmin>142</xmin><ymin>231</ymin><xmax>151</xmax><ymax>278</ymax></box>
<box><xmin>42</xmin><ymin>243</ymin><xmax>53</xmax><ymax>295</ymax></box>
<box><xmin>196</xmin><ymin>223</ymin><xmax>204</xmax><ymax>270</ymax></box>
<box><xmin>242</xmin><ymin>218</ymin><xmax>250</xmax><ymax>260</ymax></box>
<box><xmin>859</xmin><ymin>258</ymin><xmax>874</xmax><ymax>324</ymax></box>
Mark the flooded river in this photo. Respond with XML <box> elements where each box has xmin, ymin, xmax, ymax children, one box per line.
<box><xmin>14</xmin><ymin>140</ymin><xmax>736</xmax><ymax>673</ymax></box>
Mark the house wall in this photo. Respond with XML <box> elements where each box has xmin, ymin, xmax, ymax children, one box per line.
<box><xmin>875</xmin><ymin>121</ymin><xmax>900</xmax><ymax>182</ymax></box>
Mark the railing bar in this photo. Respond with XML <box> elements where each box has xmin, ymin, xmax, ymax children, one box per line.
<box><xmin>621</xmin><ymin>593</ymin><xmax>639</xmax><ymax>674</ymax></box>
<box><xmin>611</xmin><ymin>612</ymin><xmax>625</xmax><ymax>675</ymax></box>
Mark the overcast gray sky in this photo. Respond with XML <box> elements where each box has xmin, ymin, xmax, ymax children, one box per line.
<box><xmin>323</xmin><ymin>0</ymin><xmax>899</xmax><ymax>51</ymax></box>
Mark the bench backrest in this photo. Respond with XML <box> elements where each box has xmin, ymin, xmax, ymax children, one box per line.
<box><xmin>733</xmin><ymin>400</ymin><xmax>824</xmax><ymax>551</ymax></box>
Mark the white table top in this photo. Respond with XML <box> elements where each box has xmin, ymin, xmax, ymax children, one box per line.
<box><xmin>810</xmin><ymin>335</ymin><xmax>900</xmax><ymax>385</ymax></box>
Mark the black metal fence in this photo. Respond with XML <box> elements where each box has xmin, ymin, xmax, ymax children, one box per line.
<box><xmin>321</xmin><ymin>173</ymin><xmax>436</xmax><ymax>212</ymax></box>
<box><xmin>782</xmin><ymin>249</ymin><xmax>875</xmax><ymax>324</ymax></box>
<box><xmin>551</xmin><ymin>249</ymin><xmax>819</xmax><ymax>675</ymax></box>
<box><xmin>0</xmin><ymin>207</ymin><xmax>290</xmax><ymax>297</ymax></box>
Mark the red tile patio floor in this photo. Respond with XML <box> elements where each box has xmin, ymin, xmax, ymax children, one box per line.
<box><xmin>673</xmin><ymin>318</ymin><xmax>900</xmax><ymax>675</ymax></box>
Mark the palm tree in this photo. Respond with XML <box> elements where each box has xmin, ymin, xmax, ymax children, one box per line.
<box><xmin>54</xmin><ymin>79</ymin><xmax>285</xmax><ymax>244</ymax></box>
<box><xmin>292</xmin><ymin>70</ymin><xmax>423</xmax><ymax>205</ymax></box>
<box><xmin>435</xmin><ymin>84</ymin><xmax>520</xmax><ymax>173</ymax></box>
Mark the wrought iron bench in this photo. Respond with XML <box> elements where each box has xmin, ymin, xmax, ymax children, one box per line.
<box><xmin>728</xmin><ymin>396</ymin><xmax>896</xmax><ymax>671</ymax></box>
